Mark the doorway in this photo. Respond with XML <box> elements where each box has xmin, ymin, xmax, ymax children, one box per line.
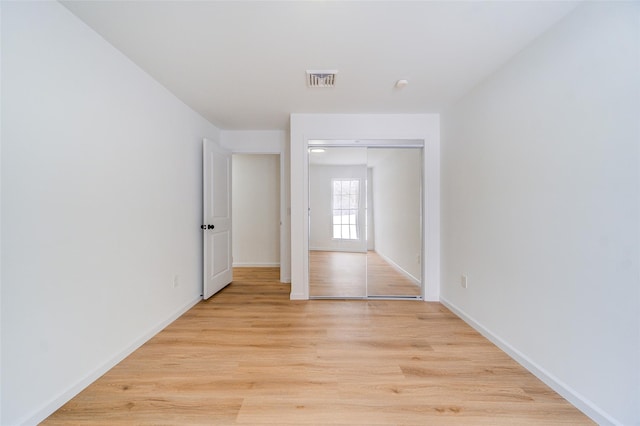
<box><xmin>232</xmin><ymin>154</ymin><xmax>281</xmax><ymax>268</ymax></box>
<box><xmin>308</xmin><ymin>143</ymin><xmax>423</xmax><ymax>299</ymax></box>
<box><xmin>289</xmin><ymin>113</ymin><xmax>440</xmax><ymax>301</ymax></box>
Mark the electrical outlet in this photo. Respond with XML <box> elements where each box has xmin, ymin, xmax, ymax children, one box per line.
<box><xmin>461</xmin><ymin>274</ymin><xmax>468</xmax><ymax>289</ymax></box>
<box><xmin>173</xmin><ymin>275</ymin><xmax>180</xmax><ymax>288</ymax></box>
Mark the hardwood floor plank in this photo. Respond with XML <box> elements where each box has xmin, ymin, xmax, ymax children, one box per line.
<box><xmin>44</xmin><ymin>267</ymin><xmax>593</xmax><ymax>425</ymax></box>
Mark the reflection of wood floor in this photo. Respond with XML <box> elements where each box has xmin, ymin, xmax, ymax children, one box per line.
<box><xmin>45</xmin><ymin>267</ymin><xmax>593</xmax><ymax>425</ymax></box>
<box><xmin>309</xmin><ymin>250</ymin><xmax>421</xmax><ymax>298</ymax></box>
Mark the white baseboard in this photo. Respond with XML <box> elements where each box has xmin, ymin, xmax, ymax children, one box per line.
<box><xmin>22</xmin><ymin>296</ymin><xmax>202</xmax><ymax>426</ymax></box>
<box><xmin>439</xmin><ymin>297</ymin><xmax>621</xmax><ymax>426</ymax></box>
<box><xmin>375</xmin><ymin>251</ymin><xmax>420</xmax><ymax>285</ymax></box>
<box><xmin>310</xmin><ymin>247</ymin><xmax>367</xmax><ymax>253</ymax></box>
<box><xmin>232</xmin><ymin>262</ymin><xmax>280</xmax><ymax>267</ymax></box>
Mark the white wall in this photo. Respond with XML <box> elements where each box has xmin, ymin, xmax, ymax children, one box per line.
<box><xmin>1</xmin><ymin>2</ymin><xmax>219</xmax><ymax>424</ymax></box>
<box><xmin>309</xmin><ymin>164</ymin><xmax>367</xmax><ymax>252</ymax></box>
<box><xmin>221</xmin><ymin>130</ymin><xmax>286</xmax><ymax>153</ymax></box>
<box><xmin>366</xmin><ymin>168</ymin><xmax>375</xmax><ymax>251</ymax></box>
<box><xmin>232</xmin><ymin>154</ymin><xmax>280</xmax><ymax>266</ymax></box>
<box><xmin>370</xmin><ymin>149</ymin><xmax>422</xmax><ymax>282</ymax></box>
<box><xmin>290</xmin><ymin>114</ymin><xmax>440</xmax><ymax>300</ymax></box>
<box><xmin>440</xmin><ymin>2</ymin><xmax>639</xmax><ymax>425</ymax></box>
<box><xmin>220</xmin><ymin>130</ymin><xmax>290</xmax><ymax>282</ymax></box>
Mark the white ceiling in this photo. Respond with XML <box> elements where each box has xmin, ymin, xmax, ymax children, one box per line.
<box><xmin>61</xmin><ymin>1</ymin><xmax>579</xmax><ymax>130</ymax></box>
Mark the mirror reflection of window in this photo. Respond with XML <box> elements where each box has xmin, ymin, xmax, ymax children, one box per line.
<box><xmin>332</xmin><ymin>179</ymin><xmax>360</xmax><ymax>240</ymax></box>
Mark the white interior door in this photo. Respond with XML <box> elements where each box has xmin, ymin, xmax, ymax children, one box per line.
<box><xmin>203</xmin><ymin>138</ymin><xmax>233</xmax><ymax>299</ymax></box>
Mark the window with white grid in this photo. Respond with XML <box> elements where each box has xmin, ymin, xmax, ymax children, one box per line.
<box><xmin>332</xmin><ymin>179</ymin><xmax>359</xmax><ymax>240</ymax></box>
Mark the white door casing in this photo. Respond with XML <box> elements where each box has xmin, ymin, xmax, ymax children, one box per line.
<box><xmin>203</xmin><ymin>138</ymin><xmax>233</xmax><ymax>299</ymax></box>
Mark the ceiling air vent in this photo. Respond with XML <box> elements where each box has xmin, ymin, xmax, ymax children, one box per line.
<box><xmin>306</xmin><ymin>70</ymin><xmax>338</xmax><ymax>88</ymax></box>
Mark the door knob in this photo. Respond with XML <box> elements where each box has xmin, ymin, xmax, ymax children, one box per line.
<box><xmin>207</xmin><ymin>224</ymin><xmax>215</xmax><ymax>229</ymax></box>
<box><xmin>200</xmin><ymin>225</ymin><xmax>206</xmax><ymax>230</ymax></box>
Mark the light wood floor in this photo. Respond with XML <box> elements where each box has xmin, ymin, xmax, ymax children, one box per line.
<box><xmin>45</xmin><ymin>268</ymin><xmax>593</xmax><ymax>425</ymax></box>
<box><xmin>310</xmin><ymin>251</ymin><xmax>422</xmax><ymax>298</ymax></box>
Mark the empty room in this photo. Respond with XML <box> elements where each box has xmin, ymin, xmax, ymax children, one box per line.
<box><xmin>2</xmin><ymin>1</ymin><xmax>638</xmax><ymax>425</ymax></box>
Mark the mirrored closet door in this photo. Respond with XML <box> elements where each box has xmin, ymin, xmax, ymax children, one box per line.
<box><xmin>308</xmin><ymin>143</ymin><xmax>423</xmax><ymax>299</ymax></box>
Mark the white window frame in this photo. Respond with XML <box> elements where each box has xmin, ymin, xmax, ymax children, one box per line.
<box><xmin>331</xmin><ymin>178</ymin><xmax>360</xmax><ymax>240</ymax></box>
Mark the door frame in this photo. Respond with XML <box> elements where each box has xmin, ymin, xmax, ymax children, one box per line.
<box><xmin>231</xmin><ymin>153</ymin><xmax>282</xmax><ymax>268</ymax></box>
<box><xmin>218</xmin><ymin>132</ymin><xmax>289</xmax><ymax>284</ymax></box>
<box><xmin>290</xmin><ymin>114</ymin><xmax>441</xmax><ymax>301</ymax></box>
<box><xmin>308</xmin><ymin>141</ymin><xmax>425</xmax><ymax>299</ymax></box>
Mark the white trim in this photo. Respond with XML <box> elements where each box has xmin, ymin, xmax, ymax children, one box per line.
<box><xmin>308</xmin><ymin>139</ymin><xmax>424</xmax><ymax>147</ymax></box>
<box><xmin>309</xmin><ymin>247</ymin><xmax>367</xmax><ymax>253</ymax></box>
<box><xmin>440</xmin><ymin>297</ymin><xmax>621</xmax><ymax>426</ymax></box>
<box><xmin>423</xmin><ymin>122</ymin><xmax>440</xmax><ymax>301</ymax></box>
<box><xmin>219</xmin><ymin>130</ymin><xmax>289</xmax><ymax>284</ymax></box>
<box><xmin>290</xmin><ymin>114</ymin><xmax>440</xmax><ymax>302</ymax></box>
<box><xmin>280</xmin><ymin>152</ymin><xmax>289</xmax><ymax>284</ymax></box>
<box><xmin>232</xmin><ymin>262</ymin><xmax>280</xmax><ymax>267</ymax></box>
<box><xmin>289</xmin><ymin>292</ymin><xmax>306</xmax><ymax>300</ymax></box>
<box><xmin>21</xmin><ymin>296</ymin><xmax>202</xmax><ymax>426</ymax></box>
<box><xmin>374</xmin><ymin>250</ymin><xmax>420</xmax><ymax>286</ymax></box>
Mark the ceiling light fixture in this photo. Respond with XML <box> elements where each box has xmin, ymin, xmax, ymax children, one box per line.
<box><xmin>395</xmin><ymin>79</ymin><xmax>409</xmax><ymax>89</ymax></box>
<box><xmin>309</xmin><ymin>148</ymin><xmax>326</xmax><ymax>153</ymax></box>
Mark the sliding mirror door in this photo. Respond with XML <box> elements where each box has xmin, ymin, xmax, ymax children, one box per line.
<box><xmin>366</xmin><ymin>148</ymin><xmax>422</xmax><ymax>298</ymax></box>
<box><xmin>309</xmin><ymin>147</ymin><xmax>368</xmax><ymax>297</ymax></box>
<box><xmin>308</xmin><ymin>143</ymin><xmax>423</xmax><ymax>299</ymax></box>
